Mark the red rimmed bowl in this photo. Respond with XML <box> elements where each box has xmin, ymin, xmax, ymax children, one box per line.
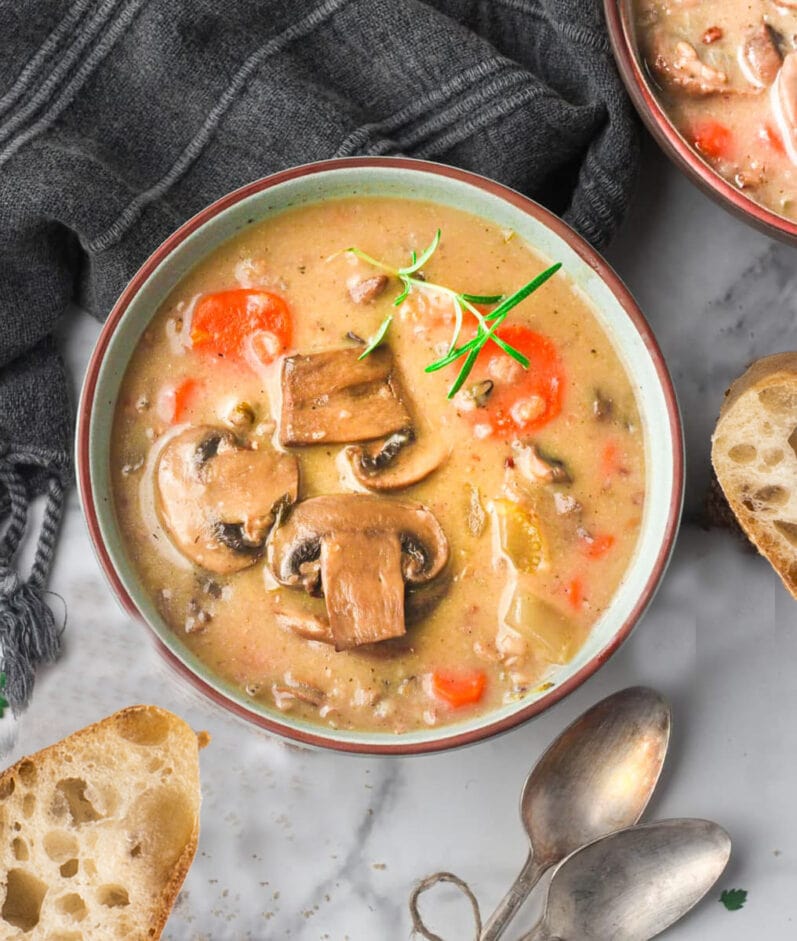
<box><xmin>76</xmin><ymin>157</ymin><xmax>683</xmax><ymax>755</ymax></box>
<box><xmin>605</xmin><ymin>0</ymin><xmax>797</xmax><ymax>244</ymax></box>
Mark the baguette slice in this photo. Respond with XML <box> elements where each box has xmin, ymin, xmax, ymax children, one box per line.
<box><xmin>711</xmin><ymin>352</ymin><xmax>797</xmax><ymax>598</ymax></box>
<box><xmin>0</xmin><ymin>705</ymin><xmax>203</xmax><ymax>940</ymax></box>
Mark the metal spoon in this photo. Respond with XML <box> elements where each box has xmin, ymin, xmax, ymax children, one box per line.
<box><xmin>517</xmin><ymin>818</ymin><xmax>731</xmax><ymax>941</ymax></box>
<box><xmin>480</xmin><ymin>686</ymin><xmax>670</xmax><ymax>941</ymax></box>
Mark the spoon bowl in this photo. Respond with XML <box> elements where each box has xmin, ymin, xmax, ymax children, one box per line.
<box><xmin>522</xmin><ymin>685</ymin><xmax>671</xmax><ymax>867</ymax></box>
<box><xmin>481</xmin><ymin>687</ymin><xmax>670</xmax><ymax>940</ymax></box>
<box><xmin>520</xmin><ymin>819</ymin><xmax>732</xmax><ymax>941</ymax></box>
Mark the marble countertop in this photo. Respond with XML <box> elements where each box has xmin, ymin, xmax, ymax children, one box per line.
<box><xmin>7</xmin><ymin>138</ymin><xmax>797</xmax><ymax>940</ymax></box>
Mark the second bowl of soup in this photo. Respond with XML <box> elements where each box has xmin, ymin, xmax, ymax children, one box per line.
<box><xmin>607</xmin><ymin>0</ymin><xmax>797</xmax><ymax>243</ymax></box>
<box><xmin>78</xmin><ymin>158</ymin><xmax>682</xmax><ymax>754</ymax></box>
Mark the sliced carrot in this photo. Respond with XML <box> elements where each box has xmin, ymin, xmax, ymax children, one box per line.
<box><xmin>431</xmin><ymin>669</ymin><xmax>486</xmax><ymax>708</ymax></box>
<box><xmin>156</xmin><ymin>378</ymin><xmax>200</xmax><ymax>423</ymax></box>
<box><xmin>600</xmin><ymin>440</ymin><xmax>621</xmax><ymax>479</ymax></box>
<box><xmin>693</xmin><ymin>120</ymin><xmax>732</xmax><ymax>160</ymax></box>
<box><xmin>190</xmin><ymin>289</ymin><xmax>292</xmax><ymax>363</ymax></box>
<box><xmin>463</xmin><ymin>325</ymin><xmax>564</xmax><ymax>438</ymax></box>
<box><xmin>582</xmin><ymin>533</ymin><xmax>616</xmax><ymax>560</ymax></box>
<box><xmin>565</xmin><ymin>577</ymin><xmax>584</xmax><ymax>611</ymax></box>
<box><xmin>759</xmin><ymin>123</ymin><xmax>786</xmax><ymax>157</ymax></box>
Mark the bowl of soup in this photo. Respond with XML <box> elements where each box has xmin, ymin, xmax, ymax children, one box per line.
<box><xmin>606</xmin><ymin>0</ymin><xmax>797</xmax><ymax>242</ymax></box>
<box><xmin>77</xmin><ymin>157</ymin><xmax>682</xmax><ymax>754</ymax></box>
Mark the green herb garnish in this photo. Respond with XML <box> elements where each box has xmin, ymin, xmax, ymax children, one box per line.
<box><xmin>358</xmin><ymin>314</ymin><xmax>394</xmax><ymax>359</ymax></box>
<box><xmin>720</xmin><ymin>889</ymin><xmax>747</xmax><ymax>911</ymax></box>
<box><xmin>345</xmin><ymin>230</ymin><xmax>562</xmax><ymax>398</ymax></box>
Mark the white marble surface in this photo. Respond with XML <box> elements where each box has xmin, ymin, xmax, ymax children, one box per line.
<box><xmin>7</xmin><ymin>138</ymin><xmax>797</xmax><ymax>939</ymax></box>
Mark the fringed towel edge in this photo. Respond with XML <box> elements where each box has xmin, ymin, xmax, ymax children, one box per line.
<box><xmin>0</xmin><ymin>440</ymin><xmax>69</xmax><ymax>713</ymax></box>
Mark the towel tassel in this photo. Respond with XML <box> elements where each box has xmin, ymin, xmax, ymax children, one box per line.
<box><xmin>0</xmin><ymin>445</ymin><xmax>67</xmax><ymax>713</ymax></box>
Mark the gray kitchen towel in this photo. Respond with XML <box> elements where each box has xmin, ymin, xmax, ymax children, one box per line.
<box><xmin>0</xmin><ymin>0</ymin><xmax>640</xmax><ymax>711</ymax></box>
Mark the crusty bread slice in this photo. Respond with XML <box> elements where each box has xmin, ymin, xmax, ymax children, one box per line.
<box><xmin>0</xmin><ymin>705</ymin><xmax>203</xmax><ymax>940</ymax></box>
<box><xmin>712</xmin><ymin>352</ymin><xmax>797</xmax><ymax>599</ymax></box>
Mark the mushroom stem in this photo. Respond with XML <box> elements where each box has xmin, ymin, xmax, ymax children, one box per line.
<box><xmin>321</xmin><ymin>531</ymin><xmax>406</xmax><ymax>649</ymax></box>
<box><xmin>268</xmin><ymin>494</ymin><xmax>449</xmax><ymax>648</ymax></box>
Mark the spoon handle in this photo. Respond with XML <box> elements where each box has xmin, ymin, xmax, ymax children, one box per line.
<box><xmin>480</xmin><ymin>853</ymin><xmax>547</xmax><ymax>941</ymax></box>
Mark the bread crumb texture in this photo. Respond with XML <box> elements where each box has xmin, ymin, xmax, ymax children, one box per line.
<box><xmin>712</xmin><ymin>353</ymin><xmax>797</xmax><ymax>598</ymax></box>
<box><xmin>0</xmin><ymin>705</ymin><xmax>201</xmax><ymax>939</ymax></box>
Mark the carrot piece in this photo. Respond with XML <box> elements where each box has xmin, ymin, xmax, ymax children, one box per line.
<box><xmin>464</xmin><ymin>325</ymin><xmax>564</xmax><ymax>438</ymax></box>
<box><xmin>693</xmin><ymin>120</ymin><xmax>732</xmax><ymax>160</ymax></box>
<box><xmin>190</xmin><ymin>289</ymin><xmax>292</xmax><ymax>363</ymax></box>
<box><xmin>583</xmin><ymin>533</ymin><xmax>616</xmax><ymax>560</ymax></box>
<box><xmin>600</xmin><ymin>440</ymin><xmax>619</xmax><ymax>478</ymax></box>
<box><xmin>431</xmin><ymin>669</ymin><xmax>486</xmax><ymax>708</ymax></box>
<box><xmin>759</xmin><ymin>123</ymin><xmax>786</xmax><ymax>157</ymax></box>
<box><xmin>156</xmin><ymin>378</ymin><xmax>200</xmax><ymax>423</ymax></box>
<box><xmin>565</xmin><ymin>577</ymin><xmax>584</xmax><ymax>611</ymax></box>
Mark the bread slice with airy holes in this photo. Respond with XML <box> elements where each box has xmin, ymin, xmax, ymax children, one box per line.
<box><xmin>0</xmin><ymin>705</ymin><xmax>204</xmax><ymax>940</ymax></box>
<box><xmin>712</xmin><ymin>352</ymin><xmax>797</xmax><ymax>599</ymax></box>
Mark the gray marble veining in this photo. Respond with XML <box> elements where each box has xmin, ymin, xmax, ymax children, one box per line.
<box><xmin>5</xmin><ymin>139</ymin><xmax>796</xmax><ymax>939</ymax></box>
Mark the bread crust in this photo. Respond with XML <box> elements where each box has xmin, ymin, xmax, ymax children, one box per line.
<box><xmin>718</xmin><ymin>352</ymin><xmax>797</xmax><ymax>417</ymax></box>
<box><xmin>712</xmin><ymin>353</ymin><xmax>797</xmax><ymax>599</ymax></box>
<box><xmin>0</xmin><ymin>705</ymin><xmax>201</xmax><ymax>940</ymax></box>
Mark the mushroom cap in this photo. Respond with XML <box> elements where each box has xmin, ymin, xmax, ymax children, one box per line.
<box><xmin>268</xmin><ymin>494</ymin><xmax>449</xmax><ymax>587</ymax></box>
<box><xmin>280</xmin><ymin>346</ymin><xmax>411</xmax><ymax>446</ymax></box>
<box><xmin>345</xmin><ymin>428</ymin><xmax>449</xmax><ymax>492</ymax></box>
<box><xmin>156</xmin><ymin>425</ymin><xmax>299</xmax><ymax>574</ymax></box>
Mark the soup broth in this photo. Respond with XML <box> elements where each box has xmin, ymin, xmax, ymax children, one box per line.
<box><xmin>111</xmin><ymin>198</ymin><xmax>645</xmax><ymax>734</ymax></box>
<box><xmin>634</xmin><ymin>0</ymin><xmax>797</xmax><ymax>220</ymax></box>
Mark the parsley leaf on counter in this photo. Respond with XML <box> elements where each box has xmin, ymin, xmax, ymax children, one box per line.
<box><xmin>720</xmin><ymin>888</ymin><xmax>747</xmax><ymax>911</ymax></box>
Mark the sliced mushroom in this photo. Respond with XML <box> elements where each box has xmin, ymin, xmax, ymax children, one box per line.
<box><xmin>512</xmin><ymin>441</ymin><xmax>572</xmax><ymax>485</ymax></box>
<box><xmin>274</xmin><ymin>600</ymin><xmax>334</xmax><ymax>644</ymax></box>
<box><xmin>268</xmin><ymin>495</ymin><xmax>449</xmax><ymax>650</ymax></box>
<box><xmin>280</xmin><ymin>346</ymin><xmax>411</xmax><ymax>446</ymax></box>
<box><xmin>271</xmin><ymin>681</ymin><xmax>325</xmax><ymax>710</ymax></box>
<box><xmin>592</xmin><ymin>390</ymin><xmax>613</xmax><ymax>422</ymax></box>
<box><xmin>156</xmin><ymin>426</ymin><xmax>299</xmax><ymax>574</ymax></box>
<box><xmin>345</xmin><ymin>425</ymin><xmax>449</xmax><ymax>491</ymax></box>
<box><xmin>354</xmin><ymin>427</ymin><xmax>415</xmax><ymax>472</ymax></box>
<box><xmin>739</xmin><ymin>22</ymin><xmax>782</xmax><ymax>88</ymax></box>
<box><xmin>348</xmin><ymin>274</ymin><xmax>389</xmax><ymax>304</ymax></box>
<box><xmin>454</xmin><ymin>379</ymin><xmax>495</xmax><ymax>411</ymax></box>
<box><xmin>652</xmin><ymin>38</ymin><xmax>728</xmax><ymax>96</ymax></box>
<box><xmin>273</xmin><ymin>572</ymin><xmax>450</xmax><ymax>646</ymax></box>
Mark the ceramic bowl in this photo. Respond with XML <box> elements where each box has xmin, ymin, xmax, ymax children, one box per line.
<box><xmin>605</xmin><ymin>0</ymin><xmax>797</xmax><ymax>244</ymax></box>
<box><xmin>77</xmin><ymin>157</ymin><xmax>683</xmax><ymax>755</ymax></box>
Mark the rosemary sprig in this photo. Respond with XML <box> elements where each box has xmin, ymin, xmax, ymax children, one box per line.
<box><xmin>425</xmin><ymin>262</ymin><xmax>563</xmax><ymax>374</ymax></box>
<box><xmin>358</xmin><ymin>314</ymin><xmax>393</xmax><ymax>359</ymax></box>
<box><xmin>346</xmin><ymin>230</ymin><xmax>562</xmax><ymax>397</ymax></box>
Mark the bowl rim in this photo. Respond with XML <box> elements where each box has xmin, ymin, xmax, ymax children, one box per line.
<box><xmin>604</xmin><ymin>0</ymin><xmax>797</xmax><ymax>244</ymax></box>
<box><xmin>76</xmin><ymin>155</ymin><xmax>684</xmax><ymax>756</ymax></box>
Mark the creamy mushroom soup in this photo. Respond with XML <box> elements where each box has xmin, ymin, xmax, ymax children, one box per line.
<box><xmin>111</xmin><ymin>198</ymin><xmax>645</xmax><ymax>733</ymax></box>
<box><xmin>634</xmin><ymin>0</ymin><xmax>797</xmax><ymax>219</ymax></box>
